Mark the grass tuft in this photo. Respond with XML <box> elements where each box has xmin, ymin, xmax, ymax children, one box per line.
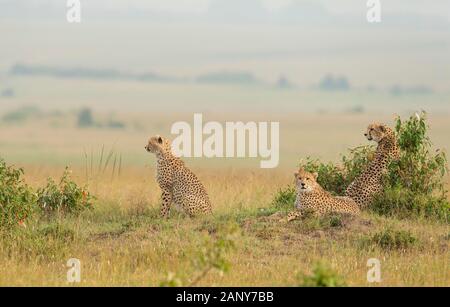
<box><xmin>297</xmin><ymin>262</ymin><xmax>346</xmax><ymax>287</ymax></box>
<box><xmin>360</xmin><ymin>227</ymin><xmax>418</xmax><ymax>252</ymax></box>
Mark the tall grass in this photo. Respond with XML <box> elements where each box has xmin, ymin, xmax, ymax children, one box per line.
<box><xmin>83</xmin><ymin>145</ymin><xmax>122</xmax><ymax>182</ymax></box>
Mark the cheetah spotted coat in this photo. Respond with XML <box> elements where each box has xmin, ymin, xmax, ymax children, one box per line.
<box><xmin>147</xmin><ymin>136</ymin><xmax>212</xmax><ymax>217</ymax></box>
<box><xmin>345</xmin><ymin>126</ymin><xmax>399</xmax><ymax>208</ymax></box>
<box><xmin>288</xmin><ymin>169</ymin><xmax>360</xmax><ymax>221</ymax></box>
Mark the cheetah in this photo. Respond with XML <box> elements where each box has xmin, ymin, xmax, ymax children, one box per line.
<box><xmin>345</xmin><ymin>123</ymin><xmax>400</xmax><ymax>208</ymax></box>
<box><xmin>287</xmin><ymin>168</ymin><xmax>360</xmax><ymax>221</ymax></box>
<box><xmin>145</xmin><ymin>135</ymin><xmax>212</xmax><ymax>217</ymax></box>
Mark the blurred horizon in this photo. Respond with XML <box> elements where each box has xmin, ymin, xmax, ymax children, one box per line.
<box><xmin>1</xmin><ymin>1</ymin><xmax>449</xmax><ymax>167</ymax></box>
<box><xmin>1</xmin><ymin>0</ymin><xmax>449</xmax><ymax>93</ymax></box>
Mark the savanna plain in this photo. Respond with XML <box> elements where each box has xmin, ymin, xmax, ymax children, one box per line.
<box><xmin>0</xmin><ymin>80</ymin><xmax>449</xmax><ymax>286</ymax></box>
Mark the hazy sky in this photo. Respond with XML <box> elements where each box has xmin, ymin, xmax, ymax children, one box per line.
<box><xmin>2</xmin><ymin>0</ymin><xmax>450</xmax><ymax>18</ymax></box>
<box><xmin>114</xmin><ymin>0</ymin><xmax>450</xmax><ymax>17</ymax></box>
<box><xmin>1</xmin><ymin>0</ymin><xmax>449</xmax><ymax>90</ymax></box>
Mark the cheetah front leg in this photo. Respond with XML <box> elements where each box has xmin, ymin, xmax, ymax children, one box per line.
<box><xmin>160</xmin><ymin>189</ymin><xmax>173</xmax><ymax>218</ymax></box>
<box><xmin>278</xmin><ymin>210</ymin><xmax>302</xmax><ymax>223</ymax></box>
<box><xmin>287</xmin><ymin>210</ymin><xmax>302</xmax><ymax>221</ymax></box>
<box><xmin>282</xmin><ymin>208</ymin><xmax>319</xmax><ymax>222</ymax></box>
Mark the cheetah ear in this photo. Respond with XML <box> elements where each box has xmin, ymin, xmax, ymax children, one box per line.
<box><xmin>379</xmin><ymin>125</ymin><xmax>386</xmax><ymax>132</ymax></box>
<box><xmin>157</xmin><ymin>136</ymin><xmax>163</xmax><ymax>144</ymax></box>
<box><xmin>312</xmin><ymin>172</ymin><xmax>319</xmax><ymax>180</ymax></box>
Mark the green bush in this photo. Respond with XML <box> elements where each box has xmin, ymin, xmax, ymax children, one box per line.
<box><xmin>271</xmin><ymin>146</ymin><xmax>375</xmax><ymax>209</ymax></box>
<box><xmin>37</xmin><ymin>167</ymin><xmax>94</xmax><ymax>215</ymax></box>
<box><xmin>298</xmin><ymin>262</ymin><xmax>346</xmax><ymax>287</ymax></box>
<box><xmin>374</xmin><ymin>112</ymin><xmax>449</xmax><ymax>221</ymax></box>
<box><xmin>0</xmin><ymin>159</ymin><xmax>36</xmax><ymax>228</ymax></box>
<box><xmin>300</xmin><ymin>145</ymin><xmax>375</xmax><ymax>196</ymax></box>
<box><xmin>360</xmin><ymin>227</ymin><xmax>418</xmax><ymax>251</ymax></box>
<box><xmin>271</xmin><ymin>186</ymin><xmax>296</xmax><ymax>211</ymax></box>
<box><xmin>273</xmin><ymin>111</ymin><xmax>449</xmax><ymax>222</ymax></box>
<box><xmin>371</xmin><ymin>187</ymin><xmax>449</xmax><ymax>221</ymax></box>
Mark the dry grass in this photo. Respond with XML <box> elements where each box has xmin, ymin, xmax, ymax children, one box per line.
<box><xmin>0</xmin><ymin>166</ymin><xmax>448</xmax><ymax>286</ymax></box>
<box><xmin>0</xmin><ymin>110</ymin><xmax>449</xmax><ymax>286</ymax></box>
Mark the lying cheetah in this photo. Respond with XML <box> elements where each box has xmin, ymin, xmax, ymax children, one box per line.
<box><xmin>345</xmin><ymin>123</ymin><xmax>399</xmax><ymax>208</ymax></box>
<box><xmin>287</xmin><ymin>168</ymin><xmax>360</xmax><ymax>221</ymax></box>
<box><xmin>145</xmin><ymin>135</ymin><xmax>212</xmax><ymax>217</ymax></box>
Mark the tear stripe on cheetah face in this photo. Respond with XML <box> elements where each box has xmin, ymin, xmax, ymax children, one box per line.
<box><xmin>145</xmin><ymin>135</ymin><xmax>212</xmax><ymax>218</ymax></box>
<box><xmin>287</xmin><ymin>168</ymin><xmax>360</xmax><ymax>221</ymax></box>
<box><xmin>345</xmin><ymin>123</ymin><xmax>399</xmax><ymax>208</ymax></box>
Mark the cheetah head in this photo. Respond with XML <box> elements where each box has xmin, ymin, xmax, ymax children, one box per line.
<box><xmin>294</xmin><ymin>168</ymin><xmax>319</xmax><ymax>193</ymax></box>
<box><xmin>364</xmin><ymin>123</ymin><xmax>390</xmax><ymax>143</ymax></box>
<box><xmin>145</xmin><ymin>135</ymin><xmax>171</xmax><ymax>154</ymax></box>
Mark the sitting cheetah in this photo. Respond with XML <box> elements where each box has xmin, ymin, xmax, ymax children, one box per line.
<box><xmin>345</xmin><ymin>123</ymin><xmax>399</xmax><ymax>208</ymax></box>
<box><xmin>145</xmin><ymin>135</ymin><xmax>212</xmax><ymax>217</ymax></box>
<box><xmin>287</xmin><ymin>168</ymin><xmax>360</xmax><ymax>221</ymax></box>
